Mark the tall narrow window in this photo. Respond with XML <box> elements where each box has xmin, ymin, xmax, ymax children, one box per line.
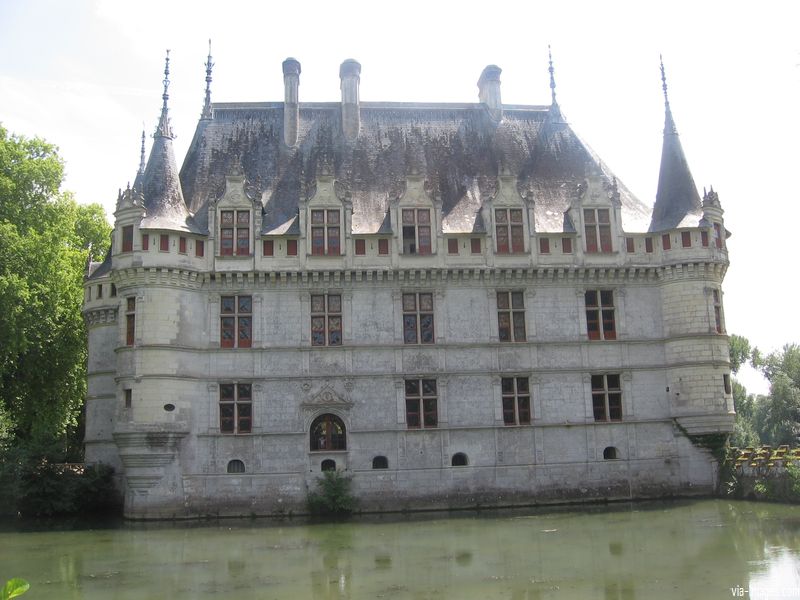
<box><xmin>125</xmin><ymin>297</ymin><xmax>135</xmax><ymax>346</ymax></box>
<box><xmin>447</xmin><ymin>238</ymin><xmax>459</xmax><ymax>254</ymax></box>
<box><xmin>712</xmin><ymin>289</ymin><xmax>724</xmax><ymax>333</ymax></box>
<box><xmin>220</xmin><ymin>295</ymin><xmax>252</xmax><ymax>348</ymax></box>
<box><xmin>402</xmin><ymin>292</ymin><xmax>434</xmax><ymax>344</ymax></box>
<box><xmin>584</xmin><ymin>209</ymin><xmax>612</xmax><ymax>253</ymax></box>
<box><xmin>723</xmin><ymin>374</ymin><xmax>732</xmax><ymax>395</ymax></box>
<box><xmin>219</xmin><ymin>383</ymin><xmax>252</xmax><ymax>434</ymax></box>
<box><xmin>405</xmin><ymin>379</ymin><xmax>438</xmax><ymax>429</ymax></box>
<box><xmin>645</xmin><ymin>237</ymin><xmax>654</xmax><ymax>253</ymax></box>
<box><xmin>625</xmin><ymin>237</ymin><xmax>635</xmax><ymax>253</ymax></box>
<box><xmin>497</xmin><ymin>291</ymin><xmax>526</xmax><ymax>342</ymax></box>
<box><xmin>355</xmin><ymin>239</ymin><xmax>366</xmax><ymax>255</ymax></box>
<box><xmin>495</xmin><ymin>208</ymin><xmax>524</xmax><ymax>254</ymax></box>
<box><xmin>141</xmin><ymin>233</ymin><xmax>149</xmax><ymax>251</ymax></box>
<box><xmin>591</xmin><ymin>374</ymin><xmax>622</xmax><ymax>421</ymax></box>
<box><xmin>470</xmin><ymin>238</ymin><xmax>482</xmax><ymax>254</ymax></box>
<box><xmin>179</xmin><ymin>236</ymin><xmax>187</xmax><ymax>254</ymax></box>
<box><xmin>562</xmin><ymin>237</ymin><xmax>573</xmax><ymax>254</ymax></box>
<box><xmin>122</xmin><ymin>225</ymin><xmax>133</xmax><ymax>252</ymax></box>
<box><xmin>585</xmin><ymin>290</ymin><xmax>616</xmax><ymax>340</ymax></box>
<box><xmin>220</xmin><ymin>210</ymin><xmax>250</xmax><ymax>256</ymax></box>
<box><xmin>160</xmin><ymin>234</ymin><xmax>169</xmax><ymax>252</ymax></box>
<box><xmin>287</xmin><ymin>239</ymin><xmax>298</xmax><ymax>256</ymax></box>
<box><xmin>195</xmin><ymin>240</ymin><xmax>205</xmax><ymax>257</ymax></box>
<box><xmin>263</xmin><ymin>240</ymin><xmax>274</xmax><ymax>256</ymax></box>
<box><xmin>681</xmin><ymin>231</ymin><xmax>692</xmax><ymax>248</ymax></box>
<box><xmin>124</xmin><ymin>389</ymin><xmax>132</xmax><ymax>408</ymax></box>
<box><xmin>402</xmin><ymin>208</ymin><xmax>432</xmax><ymax>255</ymax></box>
<box><xmin>378</xmin><ymin>239</ymin><xmax>390</xmax><ymax>255</ymax></box>
<box><xmin>701</xmin><ymin>230</ymin><xmax>709</xmax><ymax>247</ymax></box>
<box><xmin>539</xmin><ymin>238</ymin><xmax>550</xmax><ymax>254</ymax></box>
<box><xmin>661</xmin><ymin>234</ymin><xmax>671</xmax><ymax>250</ymax></box>
<box><xmin>311</xmin><ymin>294</ymin><xmax>342</xmax><ymax>346</ymax></box>
<box><xmin>311</xmin><ymin>209</ymin><xmax>341</xmax><ymax>255</ymax></box>
<box><xmin>502</xmin><ymin>377</ymin><xmax>531</xmax><ymax>425</ymax></box>
<box><xmin>714</xmin><ymin>222</ymin><xmax>723</xmax><ymax>248</ymax></box>
<box><xmin>310</xmin><ymin>413</ymin><xmax>346</xmax><ymax>450</ymax></box>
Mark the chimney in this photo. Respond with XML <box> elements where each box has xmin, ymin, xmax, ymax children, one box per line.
<box><xmin>477</xmin><ymin>65</ymin><xmax>502</xmax><ymax>121</ymax></box>
<box><xmin>282</xmin><ymin>57</ymin><xmax>301</xmax><ymax>147</ymax></box>
<box><xmin>340</xmin><ymin>59</ymin><xmax>361</xmax><ymax>141</ymax></box>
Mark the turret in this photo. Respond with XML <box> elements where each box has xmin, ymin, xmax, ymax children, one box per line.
<box><xmin>477</xmin><ymin>65</ymin><xmax>502</xmax><ymax>122</ymax></box>
<box><xmin>649</xmin><ymin>57</ymin><xmax>702</xmax><ymax>232</ymax></box>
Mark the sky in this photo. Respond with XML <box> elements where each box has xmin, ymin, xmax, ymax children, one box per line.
<box><xmin>1</xmin><ymin>0</ymin><xmax>798</xmax><ymax>393</ymax></box>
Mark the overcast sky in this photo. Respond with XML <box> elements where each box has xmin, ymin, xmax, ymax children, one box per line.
<box><xmin>2</xmin><ymin>0</ymin><xmax>798</xmax><ymax>393</ymax></box>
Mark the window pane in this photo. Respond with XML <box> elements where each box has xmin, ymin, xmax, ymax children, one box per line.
<box><xmin>237</xmin><ymin>384</ymin><xmax>251</xmax><ymax>400</ymax></box>
<box><xmin>562</xmin><ymin>237</ymin><xmax>572</xmax><ymax>253</ymax></box>
<box><xmin>327</xmin><ymin>226</ymin><xmax>340</xmax><ymax>255</ymax></box>
<box><xmin>405</xmin><ymin>380</ymin><xmax>420</xmax><ymax>396</ymax></box>
<box><xmin>496</xmin><ymin>225</ymin><xmax>509</xmax><ymax>254</ymax></box>
<box><xmin>422</xmin><ymin>379</ymin><xmax>437</xmax><ymax>396</ymax></box>
<box><xmin>511</xmin><ymin>292</ymin><xmax>524</xmax><ymax>309</ymax></box>
<box><xmin>510</xmin><ymin>226</ymin><xmax>524</xmax><ymax>253</ymax></box>
<box><xmin>420</xmin><ymin>314</ymin><xmax>434</xmax><ymax>343</ymax></box>
<box><xmin>599</xmin><ymin>225</ymin><xmax>612</xmax><ymax>252</ymax></box>
<box><xmin>311</xmin><ymin>316</ymin><xmax>326</xmax><ymax>346</ymax></box>
<box><xmin>220</xmin><ymin>404</ymin><xmax>235</xmax><ymax>433</ymax></box>
<box><xmin>221</xmin><ymin>297</ymin><xmax>235</xmax><ymax>313</ymax></box>
<box><xmin>512</xmin><ymin>313</ymin><xmax>526</xmax><ymax>341</ymax></box>
<box><xmin>501</xmin><ymin>378</ymin><xmax>514</xmax><ymax>394</ymax></box>
<box><xmin>417</xmin><ymin>209</ymin><xmax>430</xmax><ymax>224</ymax></box>
<box><xmin>355</xmin><ymin>239</ymin><xmax>366</xmax><ymax>255</ymax></box>
<box><xmin>327</xmin><ymin>295</ymin><xmax>341</xmax><ymax>313</ymax></box>
<box><xmin>328</xmin><ymin>317</ymin><xmax>342</xmax><ymax>346</ymax></box>
<box><xmin>418</xmin><ymin>293</ymin><xmax>433</xmax><ymax>312</ymax></box>
<box><xmin>238</xmin><ymin>317</ymin><xmax>251</xmax><ymax>347</ymax></box>
<box><xmin>423</xmin><ymin>398</ymin><xmax>437</xmax><ymax>427</ymax></box>
<box><xmin>516</xmin><ymin>377</ymin><xmax>529</xmax><ymax>393</ymax></box>
<box><xmin>238</xmin><ymin>296</ymin><xmax>252</xmax><ymax>313</ymax></box>
<box><xmin>606</xmin><ymin>374</ymin><xmax>621</xmax><ymax>390</ymax></box>
<box><xmin>402</xmin><ymin>294</ymin><xmax>417</xmax><ymax>312</ymax></box>
<box><xmin>237</xmin><ymin>211</ymin><xmax>250</xmax><ymax>225</ymax></box>
<box><xmin>221</xmin><ymin>211</ymin><xmax>234</xmax><ymax>225</ymax></box>
<box><xmin>591</xmin><ymin>375</ymin><xmax>604</xmax><ymax>391</ymax></box>
<box><xmin>447</xmin><ymin>238</ymin><xmax>458</xmax><ymax>254</ymax></box>
<box><xmin>583</xmin><ymin>209</ymin><xmax>596</xmax><ymax>224</ymax></box>
<box><xmin>495</xmin><ymin>209</ymin><xmax>508</xmax><ymax>224</ymax></box>
<box><xmin>585</xmin><ymin>291</ymin><xmax>598</xmax><ymax>307</ymax></box>
<box><xmin>311</xmin><ymin>210</ymin><xmax>325</xmax><ymax>224</ymax></box>
<box><xmin>406</xmin><ymin>399</ymin><xmax>420</xmax><ymax>428</ymax></box>
<box><xmin>220</xmin><ymin>384</ymin><xmax>235</xmax><ymax>400</ymax></box>
<box><xmin>510</xmin><ymin>209</ymin><xmax>523</xmax><ymax>223</ymax></box>
<box><xmin>503</xmin><ymin>397</ymin><xmax>516</xmax><ymax>424</ymax></box>
<box><xmin>600</xmin><ymin>291</ymin><xmax>614</xmax><ymax>307</ymax></box>
<box><xmin>418</xmin><ymin>226</ymin><xmax>431</xmax><ymax>254</ymax></box>
<box><xmin>311</xmin><ymin>228</ymin><xmax>324</xmax><ymax>255</ymax></box>
<box><xmin>608</xmin><ymin>394</ymin><xmax>622</xmax><ymax>420</ymax></box>
<box><xmin>221</xmin><ymin>317</ymin><xmax>235</xmax><ymax>347</ymax></box>
<box><xmin>311</xmin><ymin>295</ymin><xmax>325</xmax><ymax>313</ymax></box>
<box><xmin>378</xmin><ymin>239</ymin><xmax>389</xmax><ymax>255</ymax></box>
<box><xmin>592</xmin><ymin>394</ymin><xmax>606</xmax><ymax>421</ymax></box>
<box><xmin>471</xmin><ymin>238</ymin><xmax>481</xmax><ymax>253</ymax></box>
<box><xmin>402</xmin><ymin>209</ymin><xmax>416</xmax><ymax>224</ymax></box>
<box><xmin>518</xmin><ymin>396</ymin><xmax>531</xmax><ymax>424</ymax></box>
<box><xmin>597</xmin><ymin>209</ymin><xmax>610</xmax><ymax>224</ymax></box>
<box><xmin>327</xmin><ymin>210</ymin><xmax>340</xmax><ymax>224</ymax></box>
<box><xmin>585</xmin><ymin>225</ymin><xmax>598</xmax><ymax>253</ymax></box>
<box><xmin>498</xmin><ymin>313</ymin><xmax>511</xmax><ymax>341</ymax></box>
<box><xmin>403</xmin><ymin>315</ymin><xmax>418</xmax><ymax>343</ymax></box>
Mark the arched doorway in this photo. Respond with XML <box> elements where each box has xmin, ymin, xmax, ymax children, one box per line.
<box><xmin>310</xmin><ymin>413</ymin><xmax>347</xmax><ymax>451</ymax></box>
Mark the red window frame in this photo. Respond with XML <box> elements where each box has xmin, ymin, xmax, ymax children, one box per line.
<box><xmin>470</xmin><ymin>238</ymin><xmax>481</xmax><ymax>254</ymax></box>
<box><xmin>539</xmin><ymin>238</ymin><xmax>550</xmax><ymax>254</ymax></box>
<box><xmin>195</xmin><ymin>240</ymin><xmax>205</xmax><ymax>257</ymax></box>
<box><xmin>562</xmin><ymin>237</ymin><xmax>573</xmax><ymax>254</ymax></box>
<box><xmin>311</xmin><ymin>294</ymin><xmax>342</xmax><ymax>346</ymax></box>
<box><xmin>681</xmin><ymin>231</ymin><xmax>691</xmax><ymax>248</ymax></box>
<box><xmin>584</xmin><ymin>209</ymin><xmax>612</xmax><ymax>253</ymax></box>
<box><xmin>447</xmin><ymin>238</ymin><xmax>459</xmax><ymax>254</ymax></box>
<box><xmin>378</xmin><ymin>238</ymin><xmax>390</xmax><ymax>255</ymax></box>
<box><xmin>160</xmin><ymin>234</ymin><xmax>169</xmax><ymax>252</ymax></box>
<box><xmin>625</xmin><ymin>237</ymin><xmax>635</xmax><ymax>253</ymax></box>
<box><xmin>585</xmin><ymin>290</ymin><xmax>616</xmax><ymax>340</ymax></box>
<box><xmin>645</xmin><ymin>237</ymin><xmax>654</xmax><ymax>253</ymax></box>
<box><xmin>125</xmin><ymin>297</ymin><xmax>135</xmax><ymax>346</ymax></box>
<box><xmin>497</xmin><ymin>291</ymin><xmax>526</xmax><ymax>342</ymax></box>
<box><xmin>141</xmin><ymin>233</ymin><xmax>149</xmax><ymax>251</ymax></box>
<box><xmin>502</xmin><ymin>377</ymin><xmax>531</xmax><ymax>425</ymax></box>
<box><xmin>263</xmin><ymin>240</ymin><xmax>274</xmax><ymax>256</ymax></box>
<box><xmin>179</xmin><ymin>236</ymin><xmax>187</xmax><ymax>254</ymax></box>
<box><xmin>355</xmin><ymin>239</ymin><xmax>366</xmax><ymax>255</ymax></box>
<box><xmin>402</xmin><ymin>292</ymin><xmax>434</xmax><ymax>344</ymax></box>
<box><xmin>220</xmin><ymin>295</ymin><xmax>252</xmax><ymax>349</ymax></box>
<box><xmin>287</xmin><ymin>239</ymin><xmax>298</xmax><ymax>256</ymax></box>
<box><xmin>701</xmin><ymin>230</ymin><xmax>709</xmax><ymax>247</ymax></box>
<box><xmin>219</xmin><ymin>383</ymin><xmax>252</xmax><ymax>434</ymax></box>
<box><xmin>661</xmin><ymin>234</ymin><xmax>671</xmax><ymax>250</ymax></box>
<box><xmin>591</xmin><ymin>374</ymin><xmax>622</xmax><ymax>421</ymax></box>
<box><xmin>405</xmin><ymin>379</ymin><xmax>438</xmax><ymax>429</ymax></box>
<box><xmin>714</xmin><ymin>223</ymin><xmax>723</xmax><ymax>248</ymax></box>
<box><xmin>122</xmin><ymin>225</ymin><xmax>133</xmax><ymax>253</ymax></box>
<box><xmin>495</xmin><ymin>208</ymin><xmax>524</xmax><ymax>254</ymax></box>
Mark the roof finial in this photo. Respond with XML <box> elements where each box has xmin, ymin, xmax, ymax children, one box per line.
<box><xmin>156</xmin><ymin>50</ymin><xmax>174</xmax><ymax>138</ymax></box>
<box><xmin>138</xmin><ymin>127</ymin><xmax>146</xmax><ymax>174</ymax></box>
<box><xmin>201</xmin><ymin>39</ymin><xmax>214</xmax><ymax>119</ymax></box>
<box><xmin>548</xmin><ymin>45</ymin><xmax>557</xmax><ymax>106</ymax></box>
<box><xmin>660</xmin><ymin>54</ymin><xmax>676</xmax><ymax>134</ymax></box>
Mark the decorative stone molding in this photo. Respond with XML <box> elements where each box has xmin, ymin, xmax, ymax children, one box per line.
<box><xmin>300</xmin><ymin>385</ymin><xmax>353</xmax><ymax>412</ymax></box>
<box><xmin>84</xmin><ymin>307</ymin><xmax>118</xmax><ymax>327</ymax></box>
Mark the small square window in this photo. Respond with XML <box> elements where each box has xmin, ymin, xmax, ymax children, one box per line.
<box><xmin>179</xmin><ymin>236</ymin><xmax>187</xmax><ymax>254</ymax></box>
<box><xmin>378</xmin><ymin>239</ymin><xmax>389</xmax><ymax>255</ymax></box>
<box><xmin>625</xmin><ymin>237</ymin><xmax>635</xmax><ymax>253</ymax></box>
<box><xmin>470</xmin><ymin>238</ymin><xmax>481</xmax><ymax>254</ymax></box>
<box><xmin>355</xmin><ymin>239</ymin><xmax>366</xmax><ymax>255</ymax></box>
<box><xmin>645</xmin><ymin>237</ymin><xmax>654</xmax><ymax>253</ymax></box>
<box><xmin>539</xmin><ymin>238</ymin><xmax>550</xmax><ymax>254</ymax></box>
<box><xmin>661</xmin><ymin>234</ymin><xmax>671</xmax><ymax>251</ymax></box>
<box><xmin>447</xmin><ymin>238</ymin><xmax>459</xmax><ymax>254</ymax></box>
<box><xmin>681</xmin><ymin>231</ymin><xmax>691</xmax><ymax>248</ymax></box>
<box><xmin>287</xmin><ymin>239</ymin><xmax>298</xmax><ymax>256</ymax></box>
<box><xmin>263</xmin><ymin>240</ymin><xmax>274</xmax><ymax>256</ymax></box>
<box><xmin>160</xmin><ymin>234</ymin><xmax>169</xmax><ymax>252</ymax></box>
<box><xmin>562</xmin><ymin>238</ymin><xmax>572</xmax><ymax>254</ymax></box>
<box><xmin>141</xmin><ymin>233</ymin><xmax>149</xmax><ymax>251</ymax></box>
<box><xmin>195</xmin><ymin>240</ymin><xmax>205</xmax><ymax>257</ymax></box>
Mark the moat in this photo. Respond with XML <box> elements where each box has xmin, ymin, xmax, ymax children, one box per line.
<box><xmin>2</xmin><ymin>499</ymin><xmax>798</xmax><ymax>599</ymax></box>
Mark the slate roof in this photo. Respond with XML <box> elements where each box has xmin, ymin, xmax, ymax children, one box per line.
<box><xmin>180</xmin><ymin>102</ymin><xmax>653</xmax><ymax>235</ymax></box>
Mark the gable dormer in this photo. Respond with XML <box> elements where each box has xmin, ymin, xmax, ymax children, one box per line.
<box><xmin>305</xmin><ymin>173</ymin><xmax>346</xmax><ymax>257</ymax></box>
<box><xmin>395</xmin><ymin>173</ymin><xmax>437</xmax><ymax>256</ymax></box>
<box><xmin>570</xmin><ymin>172</ymin><xmax>622</xmax><ymax>255</ymax></box>
<box><xmin>212</xmin><ymin>170</ymin><xmax>260</xmax><ymax>258</ymax></box>
<box><xmin>113</xmin><ymin>184</ymin><xmax>146</xmax><ymax>257</ymax></box>
<box><xmin>491</xmin><ymin>172</ymin><xmax>529</xmax><ymax>255</ymax></box>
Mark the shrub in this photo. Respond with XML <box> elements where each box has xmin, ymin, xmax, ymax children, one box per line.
<box><xmin>307</xmin><ymin>470</ymin><xmax>357</xmax><ymax>516</ymax></box>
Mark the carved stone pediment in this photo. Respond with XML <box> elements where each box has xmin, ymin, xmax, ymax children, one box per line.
<box><xmin>300</xmin><ymin>385</ymin><xmax>353</xmax><ymax>411</ymax></box>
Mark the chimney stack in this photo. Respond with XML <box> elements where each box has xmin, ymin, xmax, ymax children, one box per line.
<box><xmin>477</xmin><ymin>65</ymin><xmax>502</xmax><ymax>121</ymax></box>
<box><xmin>340</xmin><ymin>59</ymin><xmax>361</xmax><ymax>141</ymax></box>
<box><xmin>282</xmin><ymin>57</ymin><xmax>301</xmax><ymax>147</ymax></box>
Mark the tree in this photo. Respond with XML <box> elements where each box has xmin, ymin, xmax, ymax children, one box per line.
<box><xmin>729</xmin><ymin>334</ymin><xmax>752</xmax><ymax>375</ymax></box>
<box><xmin>0</xmin><ymin>125</ymin><xmax>111</xmax><ymax>446</ymax></box>
<box><xmin>752</xmin><ymin>344</ymin><xmax>800</xmax><ymax>446</ymax></box>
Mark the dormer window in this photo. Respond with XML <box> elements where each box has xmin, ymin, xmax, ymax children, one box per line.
<box><xmin>311</xmin><ymin>209</ymin><xmax>340</xmax><ymax>256</ymax></box>
<box><xmin>402</xmin><ymin>209</ymin><xmax>432</xmax><ymax>255</ymax></box>
<box><xmin>220</xmin><ymin>210</ymin><xmax>250</xmax><ymax>256</ymax></box>
<box><xmin>584</xmin><ymin>209</ymin><xmax>612</xmax><ymax>253</ymax></box>
<box><xmin>495</xmin><ymin>209</ymin><xmax>524</xmax><ymax>254</ymax></box>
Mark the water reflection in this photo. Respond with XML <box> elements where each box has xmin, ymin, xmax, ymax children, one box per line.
<box><xmin>0</xmin><ymin>500</ymin><xmax>799</xmax><ymax>599</ymax></box>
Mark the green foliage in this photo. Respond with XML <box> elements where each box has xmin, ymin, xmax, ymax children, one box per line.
<box><xmin>729</xmin><ymin>334</ymin><xmax>752</xmax><ymax>375</ymax></box>
<box><xmin>1</xmin><ymin>579</ymin><xmax>29</xmax><ymax>600</ymax></box>
<box><xmin>307</xmin><ymin>470</ymin><xmax>357</xmax><ymax>516</ymax></box>
<box><xmin>0</xmin><ymin>125</ymin><xmax>111</xmax><ymax>447</ymax></box>
<box><xmin>750</xmin><ymin>345</ymin><xmax>800</xmax><ymax>447</ymax></box>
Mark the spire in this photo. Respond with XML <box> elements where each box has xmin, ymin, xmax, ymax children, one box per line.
<box><xmin>201</xmin><ymin>39</ymin><xmax>214</xmax><ymax>120</ymax></box>
<box><xmin>132</xmin><ymin>128</ymin><xmax>147</xmax><ymax>192</ymax></box>
<box><xmin>155</xmin><ymin>50</ymin><xmax>174</xmax><ymax>138</ymax></box>
<box><xmin>649</xmin><ymin>56</ymin><xmax>702</xmax><ymax>232</ymax></box>
<box><xmin>547</xmin><ymin>45</ymin><xmax>562</xmax><ymax>122</ymax></box>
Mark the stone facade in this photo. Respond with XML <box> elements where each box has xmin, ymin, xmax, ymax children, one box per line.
<box><xmin>83</xmin><ymin>53</ymin><xmax>733</xmax><ymax>519</ymax></box>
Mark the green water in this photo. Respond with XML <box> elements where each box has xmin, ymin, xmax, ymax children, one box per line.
<box><xmin>1</xmin><ymin>500</ymin><xmax>799</xmax><ymax>599</ymax></box>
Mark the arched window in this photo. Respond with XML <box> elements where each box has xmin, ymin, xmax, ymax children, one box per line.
<box><xmin>227</xmin><ymin>459</ymin><xmax>245</xmax><ymax>473</ymax></box>
<box><xmin>321</xmin><ymin>459</ymin><xmax>337</xmax><ymax>472</ymax></box>
<box><xmin>372</xmin><ymin>456</ymin><xmax>389</xmax><ymax>469</ymax></box>
<box><xmin>310</xmin><ymin>413</ymin><xmax>347</xmax><ymax>451</ymax></box>
<box><xmin>451</xmin><ymin>453</ymin><xmax>468</xmax><ymax>467</ymax></box>
<box><xmin>603</xmin><ymin>447</ymin><xmax>618</xmax><ymax>460</ymax></box>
